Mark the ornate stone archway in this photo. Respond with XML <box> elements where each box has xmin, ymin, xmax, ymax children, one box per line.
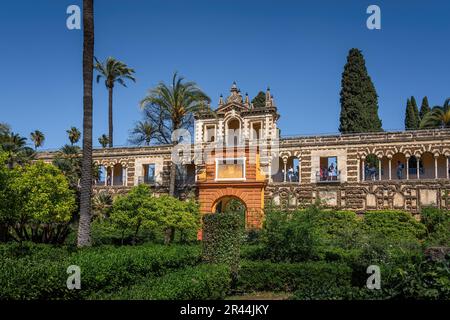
<box><xmin>197</xmin><ymin>181</ymin><xmax>265</xmax><ymax>229</ymax></box>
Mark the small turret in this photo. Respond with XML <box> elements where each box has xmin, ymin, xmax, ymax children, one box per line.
<box><xmin>244</xmin><ymin>92</ymin><xmax>250</xmax><ymax>108</ymax></box>
<box><xmin>265</xmin><ymin>87</ymin><xmax>272</xmax><ymax>107</ymax></box>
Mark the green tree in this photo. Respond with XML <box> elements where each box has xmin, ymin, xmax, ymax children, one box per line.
<box><xmin>110</xmin><ymin>184</ymin><xmax>158</xmax><ymax>244</ymax></box>
<box><xmin>7</xmin><ymin>161</ymin><xmax>76</xmax><ymax>243</ymax></box>
<box><xmin>251</xmin><ymin>91</ymin><xmax>266</xmax><ymax>108</ymax></box>
<box><xmin>98</xmin><ymin>134</ymin><xmax>109</xmax><ymax>148</ymax></box>
<box><xmin>66</xmin><ymin>127</ymin><xmax>81</xmax><ymax>146</ymax></box>
<box><xmin>139</xmin><ymin>72</ymin><xmax>210</xmax><ymax>197</ymax></box>
<box><xmin>405</xmin><ymin>98</ymin><xmax>419</xmax><ymax>130</ymax></box>
<box><xmin>410</xmin><ymin>96</ymin><xmax>420</xmax><ymax>128</ymax></box>
<box><xmin>420</xmin><ymin>96</ymin><xmax>431</xmax><ymax>121</ymax></box>
<box><xmin>78</xmin><ymin>0</ymin><xmax>94</xmax><ymax>248</ymax></box>
<box><xmin>129</xmin><ymin>120</ymin><xmax>156</xmax><ymax>146</ymax></box>
<box><xmin>0</xmin><ymin>151</ymin><xmax>13</xmax><ymax>241</ymax></box>
<box><xmin>0</xmin><ymin>123</ymin><xmax>11</xmax><ymax>139</ymax></box>
<box><xmin>110</xmin><ymin>185</ymin><xmax>200</xmax><ymax>244</ymax></box>
<box><xmin>53</xmin><ymin>144</ymin><xmax>82</xmax><ymax>189</ymax></box>
<box><xmin>155</xmin><ymin>195</ymin><xmax>200</xmax><ymax>244</ymax></box>
<box><xmin>95</xmin><ymin>56</ymin><xmax>136</xmax><ymax>147</ymax></box>
<box><xmin>92</xmin><ymin>191</ymin><xmax>113</xmax><ymax>220</ymax></box>
<box><xmin>339</xmin><ymin>48</ymin><xmax>382</xmax><ymax>133</ymax></box>
<box><xmin>30</xmin><ymin>130</ymin><xmax>45</xmax><ymax>150</ymax></box>
<box><xmin>420</xmin><ymin>98</ymin><xmax>450</xmax><ymax>129</ymax></box>
<box><xmin>0</xmin><ymin>132</ymin><xmax>34</xmax><ymax>169</ymax></box>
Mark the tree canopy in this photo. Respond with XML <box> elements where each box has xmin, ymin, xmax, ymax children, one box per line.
<box><xmin>339</xmin><ymin>48</ymin><xmax>382</xmax><ymax>133</ymax></box>
<box><xmin>251</xmin><ymin>91</ymin><xmax>266</xmax><ymax>108</ymax></box>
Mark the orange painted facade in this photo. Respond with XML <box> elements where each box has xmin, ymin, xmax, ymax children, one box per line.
<box><xmin>197</xmin><ymin>146</ymin><xmax>266</xmax><ymax>232</ymax></box>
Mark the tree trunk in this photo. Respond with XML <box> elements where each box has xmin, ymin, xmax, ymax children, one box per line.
<box><xmin>169</xmin><ymin>160</ymin><xmax>176</xmax><ymax>196</ymax></box>
<box><xmin>77</xmin><ymin>0</ymin><xmax>94</xmax><ymax>248</ymax></box>
<box><xmin>108</xmin><ymin>86</ymin><xmax>113</xmax><ymax>147</ymax></box>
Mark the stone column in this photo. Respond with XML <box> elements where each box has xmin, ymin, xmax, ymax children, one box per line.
<box><xmin>417</xmin><ymin>156</ymin><xmax>420</xmax><ymax>180</ymax></box>
<box><xmin>378</xmin><ymin>158</ymin><xmax>382</xmax><ymax>181</ymax></box>
<box><xmin>104</xmin><ymin>166</ymin><xmax>108</xmax><ymax>186</ymax></box>
<box><xmin>361</xmin><ymin>158</ymin><xmax>365</xmax><ymax>181</ymax></box>
<box><xmin>388</xmin><ymin>158</ymin><xmax>392</xmax><ymax>180</ymax></box>
<box><xmin>283</xmin><ymin>158</ymin><xmax>287</xmax><ymax>183</ymax></box>
<box><xmin>447</xmin><ymin>157</ymin><xmax>449</xmax><ymax>180</ymax></box>
<box><xmin>435</xmin><ymin>156</ymin><xmax>438</xmax><ymax>179</ymax></box>
<box><xmin>298</xmin><ymin>159</ymin><xmax>302</xmax><ymax>184</ymax></box>
<box><xmin>123</xmin><ymin>166</ymin><xmax>128</xmax><ymax>186</ymax></box>
<box><xmin>406</xmin><ymin>156</ymin><xmax>409</xmax><ymax>180</ymax></box>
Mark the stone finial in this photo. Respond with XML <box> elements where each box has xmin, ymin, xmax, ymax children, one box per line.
<box><xmin>265</xmin><ymin>87</ymin><xmax>272</xmax><ymax>107</ymax></box>
<box><xmin>218</xmin><ymin>94</ymin><xmax>224</xmax><ymax>106</ymax></box>
<box><xmin>270</xmin><ymin>94</ymin><xmax>276</xmax><ymax>107</ymax></box>
<box><xmin>244</xmin><ymin>92</ymin><xmax>250</xmax><ymax>107</ymax></box>
<box><xmin>226</xmin><ymin>81</ymin><xmax>243</xmax><ymax>104</ymax></box>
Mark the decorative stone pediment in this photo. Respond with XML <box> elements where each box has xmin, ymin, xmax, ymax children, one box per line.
<box><xmin>216</xmin><ymin>81</ymin><xmax>249</xmax><ymax>113</ymax></box>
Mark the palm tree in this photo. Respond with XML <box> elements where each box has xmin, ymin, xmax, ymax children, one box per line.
<box><xmin>1</xmin><ymin>132</ymin><xmax>34</xmax><ymax>169</ymax></box>
<box><xmin>30</xmin><ymin>130</ymin><xmax>45</xmax><ymax>150</ymax></box>
<box><xmin>0</xmin><ymin>123</ymin><xmax>10</xmax><ymax>137</ymax></box>
<box><xmin>94</xmin><ymin>56</ymin><xmax>136</xmax><ymax>147</ymax></box>
<box><xmin>98</xmin><ymin>134</ymin><xmax>109</xmax><ymax>148</ymax></box>
<box><xmin>77</xmin><ymin>0</ymin><xmax>94</xmax><ymax>248</ymax></box>
<box><xmin>140</xmin><ymin>72</ymin><xmax>210</xmax><ymax>197</ymax></box>
<box><xmin>67</xmin><ymin>127</ymin><xmax>81</xmax><ymax>145</ymax></box>
<box><xmin>129</xmin><ymin>120</ymin><xmax>156</xmax><ymax>146</ymax></box>
<box><xmin>92</xmin><ymin>192</ymin><xmax>113</xmax><ymax>220</ymax></box>
<box><xmin>420</xmin><ymin>98</ymin><xmax>450</xmax><ymax>129</ymax></box>
<box><xmin>53</xmin><ymin>144</ymin><xmax>82</xmax><ymax>189</ymax></box>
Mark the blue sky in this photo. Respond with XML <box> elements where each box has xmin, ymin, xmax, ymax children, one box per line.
<box><xmin>0</xmin><ymin>0</ymin><xmax>449</xmax><ymax>149</ymax></box>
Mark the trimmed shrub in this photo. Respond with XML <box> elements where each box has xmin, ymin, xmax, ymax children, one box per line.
<box><xmin>0</xmin><ymin>257</ymin><xmax>76</xmax><ymax>300</ymax></box>
<box><xmin>258</xmin><ymin>206</ymin><xmax>325</xmax><ymax>262</ymax></box>
<box><xmin>98</xmin><ymin>264</ymin><xmax>231</xmax><ymax>300</ymax></box>
<box><xmin>202</xmin><ymin>212</ymin><xmax>244</xmax><ymax>273</ymax></box>
<box><xmin>236</xmin><ymin>260</ymin><xmax>352</xmax><ymax>295</ymax></box>
<box><xmin>67</xmin><ymin>244</ymin><xmax>201</xmax><ymax>296</ymax></box>
<box><xmin>318</xmin><ymin>210</ymin><xmax>363</xmax><ymax>248</ymax></box>
<box><xmin>0</xmin><ymin>244</ymin><xmax>201</xmax><ymax>300</ymax></box>
<box><xmin>362</xmin><ymin>210</ymin><xmax>426</xmax><ymax>240</ymax></box>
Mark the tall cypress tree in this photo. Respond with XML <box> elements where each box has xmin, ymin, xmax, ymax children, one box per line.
<box><xmin>405</xmin><ymin>98</ymin><xmax>419</xmax><ymax>130</ymax></box>
<box><xmin>339</xmin><ymin>48</ymin><xmax>382</xmax><ymax>133</ymax></box>
<box><xmin>419</xmin><ymin>96</ymin><xmax>431</xmax><ymax>120</ymax></box>
<box><xmin>410</xmin><ymin>96</ymin><xmax>420</xmax><ymax>128</ymax></box>
<box><xmin>251</xmin><ymin>91</ymin><xmax>266</xmax><ymax>108</ymax></box>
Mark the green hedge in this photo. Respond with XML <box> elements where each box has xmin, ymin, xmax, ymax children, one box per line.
<box><xmin>236</xmin><ymin>260</ymin><xmax>352</xmax><ymax>294</ymax></box>
<box><xmin>259</xmin><ymin>206</ymin><xmax>325</xmax><ymax>262</ymax></box>
<box><xmin>362</xmin><ymin>210</ymin><xmax>426</xmax><ymax>240</ymax></box>
<box><xmin>202</xmin><ymin>212</ymin><xmax>244</xmax><ymax>271</ymax></box>
<box><xmin>421</xmin><ymin>207</ymin><xmax>450</xmax><ymax>246</ymax></box>
<box><xmin>0</xmin><ymin>244</ymin><xmax>201</xmax><ymax>300</ymax></box>
<box><xmin>97</xmin><ymin>264</ymin><xmax>231</xmax><ymax>300</ymax></box>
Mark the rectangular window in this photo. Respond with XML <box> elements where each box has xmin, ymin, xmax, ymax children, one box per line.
<box><xmin>204</xmin><ymin>125</ymin><xmax>216</xmax><ymax>142</ymax></box>
<box><xmin>251</xmin><ymin>122</ymin><xmax>262</xmax><ymax>141</ymax></box>
<box><xmin>318</xmin><ymin>156</ymin><xmax>339</xmax><ymax>182</ymax></box>
<box><xmin>143</xmin><ymin>164</ymin><xmax>156</xmax><ymax>184</ymax></box>
<box><xmin>215</xmin><ymin>158</ymin><xmax>246</xmax><ymax>181</ymax></box>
